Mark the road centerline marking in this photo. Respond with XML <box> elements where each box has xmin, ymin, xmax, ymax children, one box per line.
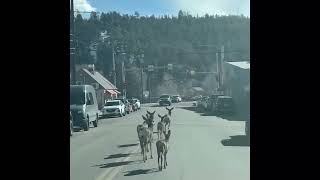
<box><xmin>95</xmin><ymin>144</ymin><xmax>140</xmax><ymax>180</ymax></box>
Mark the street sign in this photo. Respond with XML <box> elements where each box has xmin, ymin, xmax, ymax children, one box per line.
<box><xmin>168</xmin><ymin>64</ymin><xmax>173</xmax><ymax>70</ymax></box>
<box><xmin>190</xmin><ymin>70</ymin><xmax>195</xmax><ymax>75</ymax></box>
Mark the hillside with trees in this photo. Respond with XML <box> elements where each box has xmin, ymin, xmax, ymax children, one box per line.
<box><xmin>73</xmin><ymin>10</ymin><xmax>250</xmax><ymax>97</ymax></box>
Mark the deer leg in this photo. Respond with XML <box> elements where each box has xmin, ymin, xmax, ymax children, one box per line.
<box><xmin>142</xmin><ymin>145</ymin><xmax>146</xmax><ymax>162</ymax></box>
<box><xmin>139</xmin><ymin>139</ymin><xmax>143</xmax><ymax>155</ymax></box>
<box><xmin>150</xmin><ymin>141</ymin><xmax>153</xmax><ymax>159</ymax></box>
<box><xmin>160</xmin><ymin>153</ymin><xmax>163</xmax><ymax>171</ymax></box>
<box><xmin>165</xmin><ymin>150</ymin><xmax>168</xmax><ymax>166</ymax></box>
<box><xmin>157</xmin><ymin>151</ymin><xmax>161</xmax><ymax>170</ymax></box>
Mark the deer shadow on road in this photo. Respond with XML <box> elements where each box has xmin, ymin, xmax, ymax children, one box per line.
<box><xmin>123</xmin><ymin>168</ymin><xmax>159</xmax><ymax>176</ymax></box>
<box><xmin>118</xmin><ymin>143</ymin><xmax>139</xmax><ymax>148</ymax></box>
<box><xmin>104</xmin><ymin>152</ymin><xmax>139</xmax><ymax>159</ymax></box>
<box><xmin>221</xmin><ymin>135</ymin><xmax>250</xmax><ymax>147</ymax></box>
<box><xmin>93</xmin><ymin>160</ymin><xmax>143</xmax><ymax>169</ymax></box>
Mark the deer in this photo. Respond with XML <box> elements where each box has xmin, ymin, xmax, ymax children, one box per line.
<box><xmin>157</xmin><ymin>114</ymin><xmax>165</xmax><ymax>140</ymax></box>
<box><xmin>137</xmin><ymin>126</ymin><xmax>153</xmax><ymax>162</ymax></box>
<box><xmin>137</xmin><ymin>121</ymin><xmax>148</xmax><ymax>155</ymax></box>
<box><xmin>146</xmin><ymin>110</ymin><xmax>156</xmax><ymax>120</ymax></box>
<box><xmin>156</xmin><ymin>130</ymin><xmax>171</xmax><ymax>171</ymax></box>
<box><xmin>158</xmin><ymin>114</ymin><xmax>171</xmax><ymax>132</ymax></box>
<box><xmin>142</xmin><ymin>114</ymin><xmax>155</xmax><ymax>150</ymax></box>
<box><xmin>144</xmin><ymin>111</ymin><xmax>155</xmax><ymax>133</ymax></box>
<box><xmin>165</xmin><ymin>107</ymin><xmax>174</xmax><ymax>116</ymax></box>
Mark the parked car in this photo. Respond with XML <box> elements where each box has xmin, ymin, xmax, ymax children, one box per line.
<box><xmin>115</xmin><ymin>97</ymin><xmax>132</xmax><ymax>114</ymax></box>
<box><xmin>207</xmin><ymin>94</ymin><xmax>223</xmax><ymax>111</ymax></box>
<box><xmin>70</xmin><ymin>111</ymin><xmax>73</xmax><ymax>136</ymax></box>
<box><xmin>159</xmin><ymin>95</ymin><xmax>172</xmax><ymax>106</ymax></box>
<box><xmin>132</xmin><ymin>98</ymin><xmax>141</xmax><ymax>109</ymax></box>
<box><xmin>102</xmin><ymin>100</ymin><xmax>126</xmax><ymax>117</ymax></box>
<box><xmin>197</xmin><ymin>96</ymin><xmax>209</xmax><ymax>111</ymax></box>
<box><xmin>171</xmin><ymin>95</ymin><xmax>182</xmax><ymax>103</ymax></box>
<box><xmin>215</xmin><ymin>96</ymin><xmax>235</xmax><ymax>115</ymax></box>
<box><xmin>70</xmin><ymin>85</ymin><xmax>99</xmax><ymax>131</ymax></box>
<box><xmin>192</xmin><ymin>95</ymin><xmax>203</xmax><ymax>101</ymax></box>
<box><xmin>128</xmin><ymin>98</ymin><xmax>138</xmax><ymax>111</ymax></box>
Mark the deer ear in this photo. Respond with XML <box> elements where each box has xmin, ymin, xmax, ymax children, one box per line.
<box><xmin>142</xmin><ymin>115</ymin><xmax>147</xmax><ymax>120</ymax></box>
<box><xmin>147</xmin><ymin>111</ymin><xmax>150</xmax><ymax>114</ymax></box>
<box><xmin>166</xmin><ymin>107</ymin><xmax>169</xmax><ymax>110</ymax></box>
<box><xmin>158</xmin><ymin>114</ymin><xmax>161</xmax><ymax>118</ymax></box>
<box><xmin>171</xmin><ymin>107</ymin><xmax>174</xmax><ymax>110</ymax></box>
<box><xmin>152</xmin><ymin>111</ymin><xmax>155</xmax><ymax>114</ymax></box>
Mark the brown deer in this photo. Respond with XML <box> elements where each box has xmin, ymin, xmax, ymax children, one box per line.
<box><xmin>137</xmin><ymin>118</ymin><xmax>153</xmax><ymax>162</ymax></box>
<box><xmin>147</xmin><ymin>110</ymin><xmax>156</xmax><ymax>120</ymax></box>
<box><xmin>158</xmin><ymin>114</ymin><xmax>171</xmax><ymax>131</ymax></box>
<box><xmin>165</xmin><ymin>107</ymin><xmax>174</xmax><ymax>116</ymax></box>
<box><xmin>157</xmin><ymin>114</ymin><xmax>165</xmax><ymax>140</ymax></box>
<box><xmin>156</xmin><ymin>130</ymin><xmax>171</xmax><ymax>171</ymax></box>
<box><xmin>137</xmin><ymin>122</ymin><xmax>148</xmax><ymax>155</ymax></box>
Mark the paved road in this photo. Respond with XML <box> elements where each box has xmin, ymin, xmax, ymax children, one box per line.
<box><xmin>70</xmin><ymin>102</ymin><xmax>250</xmax><ymax>180</ymax></box>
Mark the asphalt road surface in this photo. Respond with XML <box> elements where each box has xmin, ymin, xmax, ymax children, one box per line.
<box><xmin>70</xmin><ymin>102</ymin><xmax>250</xmax><ymax>180</ymax></box>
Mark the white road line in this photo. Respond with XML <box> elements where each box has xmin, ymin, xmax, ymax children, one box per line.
<box><xmin>95</xmin><ymin>145</ymin><xmax>140</xmax><ymax>180</ymax></box>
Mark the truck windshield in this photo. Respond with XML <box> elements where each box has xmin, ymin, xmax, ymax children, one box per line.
<box><xmin>70</xmin><ymin>88</ymin><xmax>85</xmax><ymax>105</ymax></box>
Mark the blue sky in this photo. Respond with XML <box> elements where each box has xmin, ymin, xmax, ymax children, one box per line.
<box><xmin>74</xmin><ymin>0</ymin><xmax>250</xmax><ymax>17</ymax></box>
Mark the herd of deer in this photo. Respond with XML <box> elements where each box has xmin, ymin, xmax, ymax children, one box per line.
<box><xmin>136</xmin><ymin>107</ymin><xmax>174</xmax><ymax>171</ymax></box>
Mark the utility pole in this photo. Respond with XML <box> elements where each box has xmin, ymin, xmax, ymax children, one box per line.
<box><xmin>140</xmin><ymin>66</ymin><xmax>144</xmax><ymax>104</ymax></box>
<box><xmin>220</xmin><ymin>45</ymin><xmax>224</xmax><ymax>88</ymax></box>
<box><xmin>112</xmin><ymin>46</ymin><xmax>116</xmax><ymax>87</ymax></box>
<box><xmin>216</xmin><ymin>52</ymin><xmax>220</xmax><ymax>90</ymax></box>
<box><xmin>148</xmin><ymin>72</ymin><xmax>151</xmax><ymax>103</ymax></box>
<box><xmin>70</xmin><ymin>0</ymin><xmax>76</xmax><ymax>85</ymax></box>
<box><xmin>121</xmin><ymin>60</ymin><xmax>126</xmax><ymax>97</ymax></box>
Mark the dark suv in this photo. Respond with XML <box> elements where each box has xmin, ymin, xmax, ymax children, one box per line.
<box><xmin>215</xmin><ymin>96</ymin><xmax>235</xmax><ymax>115</ymax></box>
<box><xmin>208</xmin><ymin>94</ymin><xmax>223</xmax><ymax>111</ymax></box>
<box><xmin>159</xmin><ymin>95</ymin><xmax>172</xmax><ymax>106</ymax></box>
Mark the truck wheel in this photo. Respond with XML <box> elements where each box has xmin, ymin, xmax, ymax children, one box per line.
<box><xmin>93</xmin><ymin>114</ymin><xmax>98</xmax><ymax>127</ymax></box>
<box><xmin>83</xmin><ymin>116</ymin><xmax>89</xmax><ymax>131</ymax></box>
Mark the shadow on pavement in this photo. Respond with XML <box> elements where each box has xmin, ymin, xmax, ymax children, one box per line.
<box><xmin>124</xmin><ymin>168</ymin><xmax>159</xmax><ymax>176</ymax></box>
<box><xmin>104</xmin><ymin>153</ymin><xmax>135</xmax><ymax>159</ymax></box>
<box><xmin>118</xmin><ymin>143</ymin><xmax>139</xmax><ymax>148</ymax></box>
<box><xmin>221</xmin><ymin>135</ymin><xmax>250</xmax><ymax>147</ymax></box>
<box><xmin>93</xmin><ymin>160</ymin><xmax>143</xmax><ymax>169</ymax></box>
